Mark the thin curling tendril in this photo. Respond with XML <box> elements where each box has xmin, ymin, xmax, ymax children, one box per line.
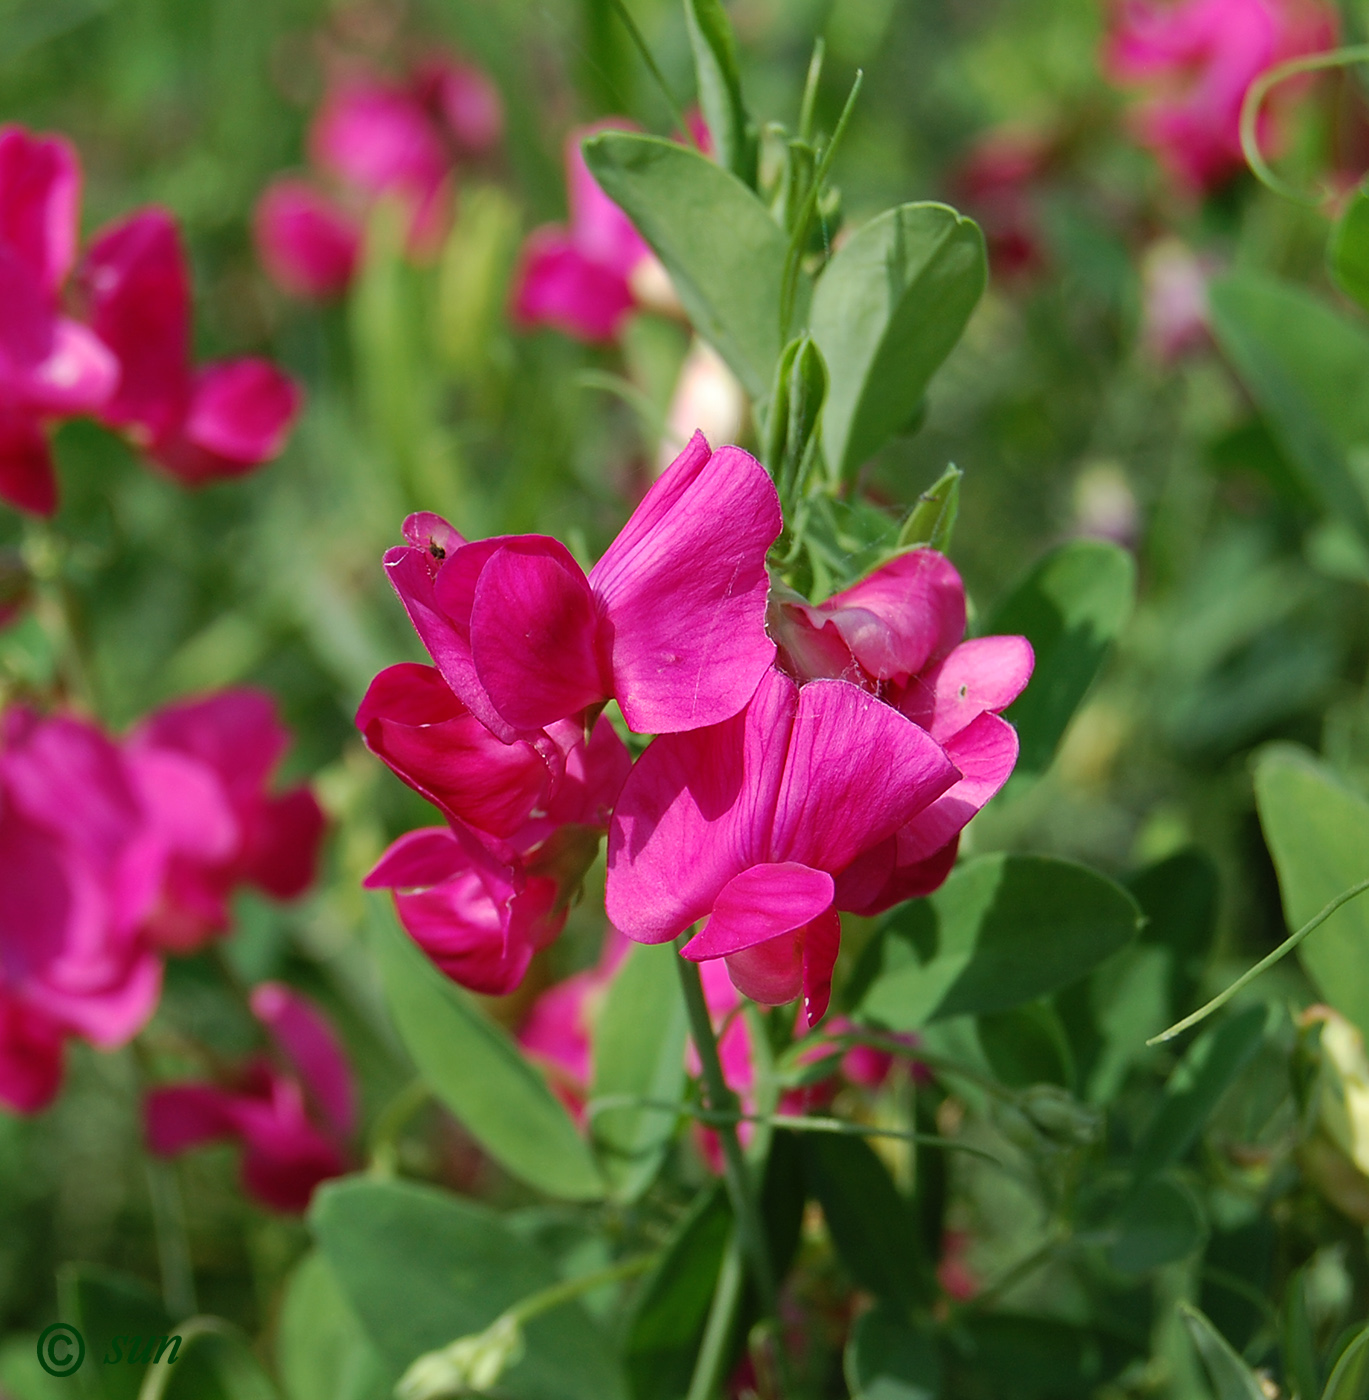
<box><xmin>1239</xmin><ymin>43</ymin><xmax>1369</xmax><ymax>206</ymax></box>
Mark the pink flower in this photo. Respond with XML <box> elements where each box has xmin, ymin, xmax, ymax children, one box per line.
<box><xmin>363</xmin><ymin>704</ymin><xmax>630</xmax><ymax>997</ymax></box>
<box><xmin>126</xmin><ymin>689</ymin><xmax>326</xmax><ymax>953</ymax></box>
<box><xmin>518</xmin><ymin>927</ymin><xmax>629</xmax><ymax>1119</ymax></box>
<box><xmin>0</xmin><ymin>126</ymin><xmax>119</xmax><ymax>515</ymax></box>
<box><xmin>410</xmin><ymin>56</ymin><xmax>505</xmax><ymax>158</ymax></box>
<box><xmin>769</xmin><ymin>550</ymin><xmax>1034</xmax><ymax>914</ymax></box>
<box><xmin>253</xmin><ymin>179</ymin><xmax>361</xmax><ymax>300</ymax></box>
<box><xmin>511</xmin><ymin>120</ymin><xmax>655</xmax><ymax>343</ymax></box>
<box><xmin>0</xmin><ymin>708</ymin><xmax>164</xmax><ymax>1112</ymax></box>
<box><xmin>606</xmin><ymin>668</ymin><xmax>960</xmax><ymax>1023</ymax></box>
<box><xmin>1104</xmin><ymin>0</ymin><xmax>1337</xmax><ymax>191</ymax></box>
<box><xmin>383</xmin><ymin>433</ymin><xmax>780</xmax><ymax>741</ymax></box>
<box><xmin>146</xmin><ymin>981</ymin><xmax>354</xmax><ymax>1213</ymax></box>
<box><xmin>77</xmin><ymin>209</ymin><xmax>301</xmax><ymax>484</ymax></box>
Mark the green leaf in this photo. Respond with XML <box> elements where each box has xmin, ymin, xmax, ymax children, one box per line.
<box><xmin>809</xmin><ymin>203</ymin><xmax>985</xmax><ymax>480</ymax></box>
<box><xmin>310</xmin><ymin>1178</ymin><xmax>626</xmax><ymax>1400</ymax></box>
<box><xmin>1324</xmin><ymin>1321</ymin><xmax>1369</xmax><ymax>1400</ymax></box>
<box><xmin>843</xmin><ymin>1305</ymin><xmax>941</xmax><ymax>1400</ymax></box>
<box><xmin>1254</xmin><ymin>744</ymin><xmax>1369</xmax><ymax>1036</ymax></box>
<box><xmin>951</xmin><ymin>1316</ymin><xmax>1135</xmax><ymax>1399</ymax></box>
<box><xmin>369</xmin><ymin>896</ymin><xmax>604</xmax><ymax>1201</ymax></box>
<box><xmin>590</xmin><ymin>941</ymin><xmax>688</xmax><ymax>1201</ymax></box>
<box><xmin>582</xmin><ymin>132</ymin><xmax>793</xmax><ymax>397</ymax></box>
<box><xmin>853</xmin><ymin>855</ymin><xmax>1142</xmax><ymax>1031</ymax></box>
<box><xmin>1130</xmin><ymin>1005</ymin><xmax>1267</xmax><ymax>1184</ymax></box>
<box><xmin>1105</xmin><ymin>1176</ymin><xmax>1205</xmax><ymax>1275</ymax></box>
<box><xmin>682</xmin><ymin>0</ymin><xmax>756</xmax><ymax>187</ymax></box>
<box><xmin>1178</xmin><ymin>1303</ymin><xmax>1268</xmax><ymax>1400</ymax></box>
<box><xmin>1209</xmin><ymin>272</ymin><xmax>1369</xmax><ymax>548</ymax></box>
<box><xmin>898</xmin><ymin>465</ymin><xmax>962</xmax><ymax>553</ymax></box>
<box><xmin>977</xmin><ymin>1002</ymin><xmax>1074</xmax><ymax>1089</ymax></box>
<box><xmin>801</xmin><ymin>1134</ymin><xmax>927</xmax><ymax>1306</ymax></box>
<box><xmin>276</xmin><ymin>1253</ymin><xmax>387</xmax><ymax>1400</ymax></box>
<box><xmin>1330</xmin><ymin>184</ymin><xmax>1369</xmax><ymax>313</ymax></box>
<box><xmin>985</xmin><ymin>540</ymin><xmax>1136</xmax><ymax>777</ymax></box>
<box><xmin>623</xmin><ymin>1185</ymin><xmax>732</xmax><ymax>1400</ymax></box>
<box><xmin>1128</xmin><ymin>849</ymin><xmax>1220</xmax><ymax>1021</ymax></box>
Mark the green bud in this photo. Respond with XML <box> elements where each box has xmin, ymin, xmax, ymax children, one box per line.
<box><xmin>898</xmin><ymin>464</ymin><xmax>962</xmax><ymax>553</ymax></box>
<box><xmin>764</xmin><ymin>334</ymin><xmax>828</xmax><ymax>510</ymax></box>
<box><xmin>395</xmin><ymin>1313</ymin><xmax>525</xmax><ymax>1400</ymax></box>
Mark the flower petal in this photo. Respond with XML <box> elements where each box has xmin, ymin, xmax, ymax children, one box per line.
<box><xmin>511</xmin><ymin>226</ymin><xmax>636</xmax><ymax>343</ymax></box>
<box><xmin>589</xmin><ymin>437</ymin><xmax>780</xmax><ymax>733</ymax></box>
<box><xmin>249</xmin><ymin>982</ymin><xmax>356</xmax><ymax>1138</ymax></box>
<box><xmin>254</xmin><ymin>178</ymin><xmax>361</xmax><ymax>299</ymax></box>
<box><xmin>606</xmin><ymin>667</ymin><xmax>793</xmax><ymax>943</ymax></box>
<box><xmin>0</xmin><ymin>405</ymin><xmax>56</xmax><ymax>515</ymax></box>
<box><xmin>897</xmin><ymin>634</ymin><xmax>1034</xmax><ymax>742</ymax></box>
<box><xmin>171</xmin><ymin>358</ymin><xmax>301</xmax><ymax>478</ymax></box>
<box><xmin>771</xmin><ymin>677</ymin><xmax>959</xmax><ymax>875</ymax></box>
<box><xmin>469</xmin><ymin>537</ymin><xmax>605</xmax><ymax>731</ymax></box>
<box><xmin>682</xmin><ymin>862</ymin><xmax>834</xmax><ymax>961</ymax></box>
<box><xmin>0</xmin><ymin>125</ymin><xmax>80</xmax><ymax>294</ymax></box>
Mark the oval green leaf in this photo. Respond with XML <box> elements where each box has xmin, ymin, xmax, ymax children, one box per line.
<box><xmin>1178</xmin><ymin>1303</ymin><xmax>1268</xmax><ymax>1400</ymax></box>
<box><xmin>809</xmin><ymin>202</ymin><xmax>986</xmax><ymax>481</ymax></box>
<box><xmin>369</xmin><ymin>895</ymin><xmax>604</xmax><ymax>1201</ymax></box>
<box><xmin>582</xmin><ymin>132</ymin><xmax>791</xmax><ymax>398</ymax></box>
<box><xmin>1330</xmin><ymin>184</ymin><xmax>1369</xmax><ymax>313</ymax></box>
<box><xmin>1254</xmin><ymin>744</ymin><xmax>1369</xmax><ymax>1036</ymax></box>
<box><xmin>276</xmin><ymin>1253</ymin><xmax>387</xmax><ymax>1400</ymax></box>
<box><xmin>853</xmin><ymin>854</ymin><xmax>1142</xmax><ymax>1031</ymax></box>
<box><xmin>986</xmin><ymin>540</ymin><xmax>1136</xmax><ymax>778</ymax></box>
<box><xmin>310</xmin><ymin>1177</ymin><xmax>626</xmax><ymax>1400</ymax></box>
<box><xmin>1105</xmin><ymin>1176</ymin><xmax>1205</xmax><ymax>1275</ymax></box>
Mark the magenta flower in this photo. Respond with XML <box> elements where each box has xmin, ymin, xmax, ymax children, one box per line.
<box><xmin>253</xmin><ymin>179</ymin><xmax>361</xmax><ymax>300</ymax></box>
<box><xmin>77</xmin><ymin>210</ymin><xmax>301</xmax><ymax>484</ymax></box>
<box><xmin>363</xmin><ymin>706</ymin><xmax>630</xmax><ymax>997</ymax></box>
<box><xmin>126</xmin><ymin>689</ymin><xmax>326</xmax><ymax>953</ymax></box>
<box><xmin>770</xmin><ymin>550</ymin><xmax>1033</xmax><ymax>914</ymax></box>
<box><xmin>511</xmin><ymin>120</ymin><xmax>656</xmax><ymax>343</ymax></box>
<box><xmin>410</xmin><ymin>56</ymin><xmax>505</xmax><ymax>159</ymax></box>
<box><xmin>1104</xmin><ymin>0</ymin><xmax>1336</xmax><ymax>191</ymax></box>
<box><xmin>606</xmin><ymin>668</ymin><xmax>959</xmax><ymax>1023</ymax></box>
<box><xmin>146</xmin><ymin>981</ymin><xmax>354</xmax><ymax>1213</ymax></box>
<box><xmin>384</xmin><ymin>433</ymin><xmax>780</xmax><ymax>740</ymax></box>
<box><xmin>0</xmin><ymin>126</ymin><xmax>119</xmax><ymax>515</ymax></box>
<box><xmin>365</xmin><ymin>824</ymin><xmax>563</xmax><ymax>995</ymax></box>
<box><xmin>0</xmin><ymin>709</ymin><xmax>164</xmax><ymax>1113</ymax></box>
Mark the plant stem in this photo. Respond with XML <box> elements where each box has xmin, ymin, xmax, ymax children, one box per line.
<box><xmin>505</xmin><ymin>1253</ymin><xmax>655</xmax><ymax>1328</ymax></box>
<box><xmin>606</xmin><ymin>0</ymin><xmax>690</xmax><ymax>139</ymax></box>
<box><xmin>675</xmin><ymin>956</ymin><xmax>779</xmax><ymax>1313</ymax></box>
<box><xmin>368</xmin><ymin>1077</ymin><xmax>431</xmax><ymax>1178</ymax></box>
<box><xmin>675</xmin><ymin>954</ymin><xmax>792</xmax><ymax>1395</ymax></box>
<box><xmin>144</xmin><ymin>1158</ymin><xmax>197</xmax><ymax>1322</ymax></box>
<box><xmin>1148</xmin><ymin>877</ymin><xmax>1369</xmax><ymax>1044</ymax></box>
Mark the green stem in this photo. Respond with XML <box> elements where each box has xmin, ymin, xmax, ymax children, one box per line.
<box><xmin>675</xmin><ymin>954</ymin><xmax>790</xmax><ymax>1394</ymax></box>
<box><xmin>686</xmin><ymin>1234</ymin><xmax>745</xmax><ymax>1400</ymax></box>
<box><xmin>144</xmin><ymin>1159</ymin><xmax>197</xmax><ymax>1322</ymax></box>
<box><xmin>955</xmin><ymin>1225</ymin><xmax>1069</xmax><ymax>1315</ymax></box>
<box><xmin>135</xmin><ymin>1317</ymin><xmax>252</xmax><ymax>1400</ymax></box>
<box><xmin>368</xmin><ymin>1077</ymin><xmax>432</xmax><ymax>1178</ymax></box>
<box><xmin>1148</xmin><ymin>877</ymin><xmax>1369</xmax><ymax>1044</ymax></box>
<box><xmin>506</xmin><ymin>1253</ymin><xmax>654</xmax><ymax>1328</ymax></box>
<box><xmin>1239</xmin><ymin>44</ymin><xmax>1369</xmax><ymax>205</ymax></box>
<box><xmin>797</xmin><ymin>38</ymin><xmax>825</xmax><ymax>144</ymax></box>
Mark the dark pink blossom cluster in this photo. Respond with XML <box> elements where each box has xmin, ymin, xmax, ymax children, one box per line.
<box><xmin>0</xmin><ymin>689</ymin><xmax>325</xmax><ymax>1115</ymax></box>
<box><xmin>362</xmin><ymin>432</ymin><xmax>1033</xmax><ymax>1031</ymax></box>
<box><xmin>254</xmin><ymin>53</ymin><xmax>503</xmax><ymax>300</ymax></box>
<box><xmin>146</xmin><ymin>980</ymin><xmax>354</xmax><ymax>1213</ymax></box>
<box><xmin>0</xmin><ymin>126</ymin><xmax>301</xmax><ymax>516</ymax></box>
<box><xmin>1104</xmin><ymin>0</ymin><xmax>1337</xmax><ymax>191</ymax></box>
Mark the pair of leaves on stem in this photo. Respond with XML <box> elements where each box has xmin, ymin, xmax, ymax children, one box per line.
<box><xmin>581</xmin><ymin>132</ymin><xmax>986</xmax><ymax>481</ymax></box>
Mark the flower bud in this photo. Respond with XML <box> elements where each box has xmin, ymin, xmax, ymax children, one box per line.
<box><xmin>396</xmin><ymin>1313</ymin><xmax>525</xmax><ymax>1399</ymax></box>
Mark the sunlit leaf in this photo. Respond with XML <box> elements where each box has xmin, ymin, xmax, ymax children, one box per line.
<box><xmin>810</xmin><ymin>203</ymin><xmax>985</xmax><ymax>481</ymax></box>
